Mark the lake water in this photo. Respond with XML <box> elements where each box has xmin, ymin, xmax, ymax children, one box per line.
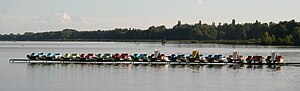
<box><xmin>0</xmin><ymin>41</ymin><xmax>300</xmax><ymax>91</ymax></box>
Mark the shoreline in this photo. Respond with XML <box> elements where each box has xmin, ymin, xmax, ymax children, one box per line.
<box><xmin>0</xmin><ymin>39</ymin><xmax>295</xmax><ymax>46</ymax></box>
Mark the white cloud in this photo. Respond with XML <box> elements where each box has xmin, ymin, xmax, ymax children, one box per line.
<box><xmin>197</xmin><ymin>0</ymin><xmax>203</xmax><ymax>4</ymax></box>
<box><xmin>63</xmin><ymin>12</ymin><xmax>71</xmax><ymax>21</ymax></box>
<box><xmin>34</xmin><ymin>11</ymin><xmax>73</xmax><ymax>23</ymax></box>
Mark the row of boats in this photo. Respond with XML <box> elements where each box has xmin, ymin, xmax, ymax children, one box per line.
<box><xmin>27</xmin><ymin>49</ymin><xmax>285</xmax><ymax>64</ymax></box>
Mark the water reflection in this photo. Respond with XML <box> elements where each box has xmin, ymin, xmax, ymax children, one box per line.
<box><xmin>206</xmin><ymin>64</ymin><xmax>225</xmax><ymax>69</ymax></box>
<box><xmin>27</xmin><ymin>63</ymin><xmax>284</xmax><ymax>72</ymax></box>
<box><xmin>266</xmin><ymin>65</ymin><xmax>284</xmax><ymax>71</ymax></box>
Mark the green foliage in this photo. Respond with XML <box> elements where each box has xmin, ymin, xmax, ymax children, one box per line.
<box><xmin>284</xmin><ymin>35</ymin><xmax>293</xmax><ymax>44</ymax></box>
<box><xmin>293</xmin><ymin>27</ymin><xmax>300</xmax><ymax>45</ymax></box>
<box><xmin>262</xmin><ymin>32</ymin><xmax>273</xmax><ymax>44</ymax></box>
<box><xmin>271</xmin><ymin>34</ymin><xmax>276</xmax><ymax>43</ymax></box>
<box><xmin>0</xmin><ymin>20</ymin><xmax>300</xmax><ymax>46</ymax></box>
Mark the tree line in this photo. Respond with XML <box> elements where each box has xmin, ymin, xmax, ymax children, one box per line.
<box><xmin>1</xmin><ymin>19</ymin><xmax>300</xmax><ymax>45</ymax></box>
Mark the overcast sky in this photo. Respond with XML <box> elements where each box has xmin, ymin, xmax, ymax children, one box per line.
<box><xmin>0</xmin><ymin>0</ymin><xmax>299</xmax><ymax>34</ymax></box>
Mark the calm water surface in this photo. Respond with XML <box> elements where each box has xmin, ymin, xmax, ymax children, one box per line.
<box><xmin>0</xmin><ymin>41</ymin><xmax>300</xmax><ymax>91</ymax></box>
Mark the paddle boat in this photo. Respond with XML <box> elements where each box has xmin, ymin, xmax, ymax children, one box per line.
<box><xmin>169</xmin><ymin>54</ymin><xmax>190</xmax><ymax>62</ymax></box>
<box><xmin>37</xmin><ymin>53</ymin><xmax>47</xmax><ymax>60</ymax></box>
<box><xmin>205</xmin><ymin>55</ymin><xmax>213</xmax><ymax>62</ymax></box>
<box><xmin>276</xmin><ymin>56</ymin><xmax>285</xmax><ymax>63</ymax></box>
<box><xmin>140</xmin><ymin>54</ymin><xmax>149</xmax><ymax>61</ymax></box>
<box><xmin>207</xmin><ymin>55</ymin><xmax>226</xmax><ymax>63</ymax></box>
<box><xmin>113</xmin><ymin>53</ymin><xmax>121</xmax><ymax>61</ymax></box>
<box><xmin>131</xmin><ymin>54</ymin><xmax>148</xmax><ymax>61</ymax></box>
<box><xmin>23</xmin><ymin>50</ymin><xmax>286</xmax><ymax>65</ymax></box>
<box><xmin>188</xmin><ymin>50</ymin><xmax>200</xmax><ymax>62</ymax></box>
<box><xmin>227</xmin><ymin>50</ymin><xmax>245</xmax><ymax>63</ymax></box>
<box><xmin>246</xmin><ymin>56</ymin><xmax>264</xmax><ymax>63</ymax></box>
<box><xmin>169</xmin><ymin>54</ymin><xmax>178</xmax><ymax>62</ymax></box>
<box><xmin>149</xmin><ymin>49</ymin><xmax>160</xmax><ymax>61</ymax></box>
<box><xmin>132</xmin><ymin>54</ymin><xmax>140</xmax><ymax>61</ymax></box>
<box><xmin>141</xmin><ymin>54</ymin><xmax>148</xmax><ymax>61</ymax></box>
<box><xmin>79</xmin><ymin>54</ymin><xmax>87</xmax><ymax>60</ymax></box>
<box><xmin>199</xmin><ymin>55</ymin><xmax>207</xmax><ymax>62</ymax></box>
<box><xmin>177</xmin><ymin>54</ymin><xmax>188</xmax><ymax>62</ymax></box>
<box><xmin>86</xmin><ymin>53</ymin><xmax>97</xmax><ymax>60</ymax></box>
<box><xmin>62</xmin><ymin>53</ymin><xmax>72</xmax><ymax>60</ymax></box>
<box><xmin>96</xmin><ymin>54</ymin><xmax>103</xmax><ymax>61</ymax></box>
<box><xmin>45</xmin><ymin>53</ymin><xmax>54</xmax><ymax>60</ymax></box>
<box><xmin>27</xmin><ymin>53</ymin><xmax>39</xmax><ymax>60</ymax></box>
<box><xmin>102</xmin><ymin>53</ymin><xmax>113</xmax><ymax>61</ymax></box>
<box><xmin>120</xmin><ymin>53</ymin><xmax>131</xmax><ymax>61</ymax></box>
<box><xmin>53</xmin><ymin>53</ymin><xmax>63</xmax><ymax>60</ymax></box>
<box><xmin>159</xmin><ymin>54</ymin><xmax>170</xmax><ymax>62</ymax></box>
<box><xmin>266</xmin><ymin>51</ymin><xmax>285</xmax><ymax>63</ymax></box>
<box><xmin>70</xmin><ymin>54</ymin><xmax>80</xmax><ymax>60</ymax></box>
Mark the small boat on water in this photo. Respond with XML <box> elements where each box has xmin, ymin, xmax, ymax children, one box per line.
<box><xmin>63</xmin><ymin>53</ymin><xmax>72</xmax><ymax>60</ymax></box>
<box><xmin>169</xmin><ymin>54</ymin><xmax>178</xmax><ymax>62</ymax></box>
<box><xmin>159</xmin><ymin>54</ymin><xmax>170</xmax><ymax>62</ymax></box>
<box><xmin>53</xmin><ymin>53</ymin><xmax>63</xmax><ymax>60</ymax></box>
<box><xmin>102</xmin><ymin>53</ymin><xmax>113</xmax><ymax>61</ymax></box>
<box><xmin>206</xmin><ymin>55</ymin><xmax>226</xmax><ymax>63</ymax></box>
<box><xmin>37</xmin><ymin>53</ymin><xmax>47</xmax><ymax>60</ymax></box>
<box><xmin>149</xmin><ymin>49</ymin><xmax>160</xmax><ymax>61</ymax></box>
<box><xmin>168</xmin><ymin>54</ymin><xmax>188</xmax><ymax>62</ymax></box>
<box><xmin>27</xmin><ymin>53</ymin><xmax>38</xmax><ymax>60</ymax></box>
<box><xmin>71</xmin><ymin>54</ymin><xmax>80</xmax><ymax>60</ymax></box>
<box><xmin>24</xmin><ymin>49</ymin><xmax>285</xmax><ymax>64</ymax></box>
<box><xmin>265</xmin><ymin>51</ymin><xmax>285</xmax><ymax>63</ymax></box>
<box><xmin>113</xmin><ymin>53</ymin><xmax>121</xmax><ymax>61</ymax></box>
<box><xmin>86</xmin><ymin>53</ymin><xmax>97</xmax><ymax>61</ymax></box>
<box><xmin>79</xmin><ymin>54</ymin><xmax>87</xmax><ymax>60</ymax></box>
<box><xmin>188</xmin><ymin>50</ymin><xmax>200</xmax><ymax>62</ymax></box>
<box><xmin>246</xmin><ymin>56</ymin><xmax>264</xmax><ymax>63</ymax></box>
<box><xmin>120</xmin><ymin>53</ymin><xmax>131</xmax><ymax>61</ymax></box>
<box><xmin>96</xmin><ymin>54</ymin><xmax>102</xmax><ymax>60</ymax></box>
<box><xmin>226</xmin><ymin>50</ymin><xmax>246</xmax><ymax>63</ymax></box>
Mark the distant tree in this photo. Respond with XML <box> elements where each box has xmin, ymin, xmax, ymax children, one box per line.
<box><xmin>271</xmin><ymin>34</ymin><xmax>276</xmax><ymax>43</ymax></box>
<box><xmin>0</xmin><ymin>20</ymin><xmax>300</xmax><ymax>45</ymax></box>
<box><xmin>232</xmin><ymin>19</ymin><xmax>236</xmax><ymax>25</ymax></box>
<box><xmin>293</xmin><ymin>27</ymin><xmax>300</xmax><ymax>45</ymax></box>
<box><xmin>262</xmin><ymin>32</ymin><xmax>272</xmax><ymax>44</ymax></box>
<box><xmin>284</xmin><ymin>35</ymin><xmax>293</xmax><ymax>45</ymax></box>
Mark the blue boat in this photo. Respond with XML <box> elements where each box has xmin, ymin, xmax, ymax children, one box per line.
<box><xmin>45</xmin><ymin>53</ymin><xmax>54</xmax><ymax>60</ymax></box>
